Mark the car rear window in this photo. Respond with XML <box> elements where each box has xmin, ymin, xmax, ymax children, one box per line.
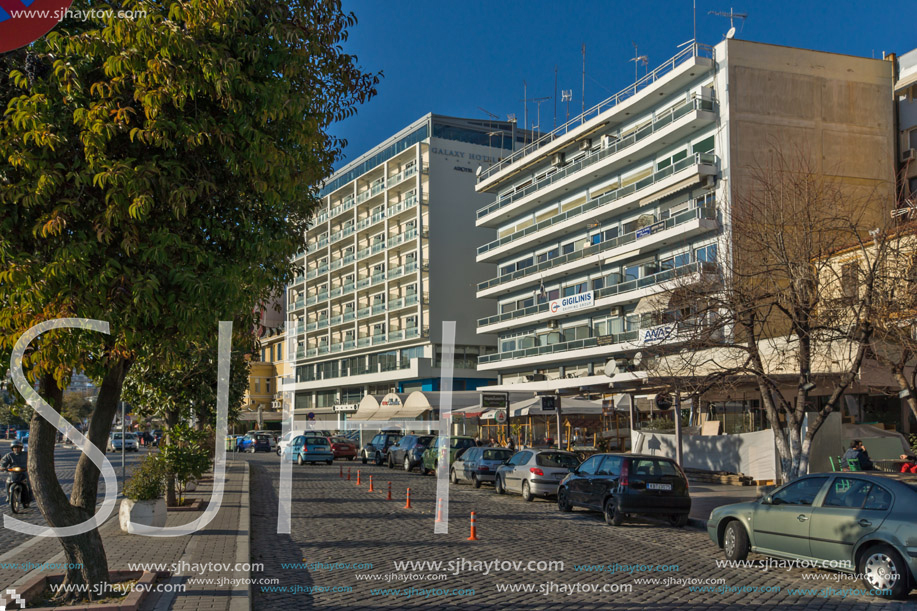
<box><xmin>330</xmin><ymin>437</ymin><xmax>350</xmax><ymax>443</ymax></box>
<box><xmin>631</xmin><ymin>459</ymin><xmax>680</xmax><ymax>477</ymax></box>
<box><xmin>536</xmin><ymin>452</ymin><xmax>579</xmax><ymax>469</ymax></box>
<box><xmin>305</xmin><ymin>437</ymin><xmax>329</xmax><ymax>445</ymax></box>
<box><xmin>452</xmin><ymin>438</ymin><xmax>476</xmax><ymax>449</ymax></box>
<box><xmin>417</xmin><ymin>436</ymin><xmax>435</xmax><ymax>446</ymax></box>
<box><xmin>483</xmin><ymin>449</ymin><xmax>514</xmax><ymax>461</ymax></box>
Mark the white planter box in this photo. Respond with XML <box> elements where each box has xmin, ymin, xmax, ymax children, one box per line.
<box><xmin>119</xmin><ymin>498</ymin><xmax>167</xmax><ymax>533</ymax></box>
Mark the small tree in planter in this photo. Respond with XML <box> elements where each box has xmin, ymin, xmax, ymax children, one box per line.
<box><xmin>159</xmin><ymin>424</ymin><xmax>212</xmax><ymax>506</ymax></box>
<box><xmin>120</xmin><ymin>455</ymin><xmax>167</xmax><ymax>532</ymax></box>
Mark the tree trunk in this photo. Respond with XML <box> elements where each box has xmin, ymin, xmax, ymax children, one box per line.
<box><xmin>30</xmin><ymin>358</ymin><xmax>131</xmax><ymax>602</ymax></box>
<box><xmin>164</xmin><ymin>408</ymin><xmax>180</xmax><ymax>507</ymax></box>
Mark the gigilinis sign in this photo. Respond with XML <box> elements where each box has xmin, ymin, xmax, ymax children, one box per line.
<box><xmin>0</xmin><ymin>0</ymin><xmax>72</xmax><ymax>53</ymax></box>
<box><xmin>549</xmin><ymin>291</ymin><xmax>594</xmax><ymax>315</ymax></box>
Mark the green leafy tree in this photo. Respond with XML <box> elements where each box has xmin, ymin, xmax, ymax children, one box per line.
<box><xmin>0</xmin><ymin>0</ymin><xmax>378</xmax><ymax>599</ymax></box>
<box><xmin>157</xmin><ymin>423</ymin><xmax>211</xmax><ymax>505</ymax></box>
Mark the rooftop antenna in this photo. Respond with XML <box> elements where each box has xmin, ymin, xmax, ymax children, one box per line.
<box><xmin>561</xmin><ymin>89</ymin><xmax>573</xmax><ymax>124</ymax></box>
<box><xmin>630</xmin><ymin>41</ymin><xmax>648</xmax><ymax>82</ymax></box>
<box><xmin>708</xmin><ymin>7</ymin><xmax>747</xmax><ymax>39</ymax></box>
<box><xmin>530</xmin><ymin>96</ymin><xmax>550</xmax><ymax>136</ymax></box>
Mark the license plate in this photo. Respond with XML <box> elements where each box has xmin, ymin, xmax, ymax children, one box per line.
<box><xmin>647</xmin><ymin>483</ymin><xmax>672</xmax><ymax>491</ymax></box>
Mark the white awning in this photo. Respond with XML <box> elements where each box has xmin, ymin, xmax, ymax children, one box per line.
<box><xmin>510</xmin><ymin>396</ymin><xmax>603</xmax><ymax>416</ymax></box>
<box><xmin>896</xmin><ymin>70</ymin><xmax>917</xmax><ymax>95</ymax></box>
<box><xmin>350</xmin><ymin>394</ymin><xmax>383</xmax><ymax>421</ymax></box>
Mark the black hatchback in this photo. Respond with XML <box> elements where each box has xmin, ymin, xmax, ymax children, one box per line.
<box><xmin>557</xmin><ymin>453</ymin><xmax>691</xmax><ymax>527</ymax></box>
<box><xmin>387</xmin><ymin>434</ymin><xmax>436</xmax><ymax>471</ymax></box>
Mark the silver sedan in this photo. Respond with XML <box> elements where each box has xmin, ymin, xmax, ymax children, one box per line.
<box><xmin>495</xmin><ymin>450</ymin><xmax>580</xmax><ymax>501</ymax></box>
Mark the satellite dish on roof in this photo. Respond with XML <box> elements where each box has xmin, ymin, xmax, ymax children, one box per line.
<box><xmin>725</xmin><ymin>27</ymin><xmax>736</xmax><ymax>39</ymax></box>
<box><xmin>633</xmin><ymin>352</ymin><xmax>644</xmax><ymax>368</ymax></box>
<box><xmin>604</xmin><ymin>358</ymin><xmax>619</xmax><ymax>377</ymax></box>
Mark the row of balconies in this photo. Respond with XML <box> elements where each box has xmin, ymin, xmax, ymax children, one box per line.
<box><xmin>477</xmin><ymin>205</ymin><xmax>716</xmax><ymax>294</ymax></box>
<box><xmin>297</xmin><ymin>262</ymin><xmax>427</xmax><ymax>309</ymax></box>
<box><xmin>313</xmin><ymin>163</ymin><xmax>426</xmax><ymax>225</ymax></box>
<box><xmin>477</xmin><ymin>153</ymin><xmax>716</xmax><ymax>257</ymax></box>
<box><xmin>303</xmin><ymin>294</ymin><xmax>425</xmax><ymax>330</ymax></box>
<box><xmin>477</xmin><ymin>260</ymin><xmax>716</xmax><ymax>329</ymax></box>
<box><xmin>305</xmin><ymin>228</ymin><xmax>426</xmax><ymax>281</ymax></box>
<box><xmin>477</xmin><ymin>98</ymin><xmax>715</xmax><ymax>221</ymax></box>
<box><xmin>306</xmin><ymin>195</ymin><xmax>422</xmax><ymax>252</ymax></box>
<box><xmin>301</xmin><ymin>326</ymin><xmax>430</xmax><ymax>358</ymax></box>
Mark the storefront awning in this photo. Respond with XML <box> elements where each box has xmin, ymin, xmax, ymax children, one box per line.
<box><xmin>484</xmin><ymin>372</ymin><xmax>648</xmax><ymax>393</ymax></box>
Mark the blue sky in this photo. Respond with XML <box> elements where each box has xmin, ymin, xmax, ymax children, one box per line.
<box><xmin>332</xmin><ymin>0</ymin><xmax>914</xmax><ymax>168</ymax></box>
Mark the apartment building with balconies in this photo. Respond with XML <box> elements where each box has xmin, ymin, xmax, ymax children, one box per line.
<box><xmin>473</xmin><ymin>39</ymin><xmax>895</xmax><ymax>389</ymax></box>
<box><xmin>286</xmin><ymin>115</ymin><xmax>525</xmax><ymax>420</ymax></box>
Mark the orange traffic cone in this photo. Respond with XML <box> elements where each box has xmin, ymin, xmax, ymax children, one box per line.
<box><xmin>467</xmin><ymin>512</ymin><xmax>479</xmax><ymax>541</ymax></box>
<box><xmin>339</xmin><ymin>465</ymin><xmax>343</xmax><ymax>478</ymax></box>
<box><xmin>404</xmin><ymin>488</ymin><xmax>412</xmax><ymax>509</ymax></box>
<box><xmin>435</xmin><ymin>498</ymin><xmax>444</xmax><ymax>523</ymax></box>
<box><xmin>347</xmin><ymin>467</ymin><xmax>351</xmax><ymax>481</ymax></box>
<box><xmin>387</xmin><ymin>482</ymin><xmax>392</xmax><ymax>500</ymax></box>
<box><xmin>356</xmin><ymin>470</ymin><xmax>361</xmax><ymax>485</ymax></box>
<box><xmin>369</xmin><ymin>475</ymin><xmax>374</xmax><ymax>492</ymax></box>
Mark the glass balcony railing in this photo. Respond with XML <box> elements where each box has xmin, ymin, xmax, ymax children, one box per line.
<box><xmin>387</xmin><ymin>195</ymin><xmax>418</xmax><ymax>217</ymax></box>
<box><xmin>343</xmin><ymin>311</ymin><xmax>355</xmax><ymax>323</ymax></box>
<box><xmin>296</xmin><ymin>348</ymin><xmax>306</xmax><ymax>359</ymax></box>
<box><xmin>340</xmin><ymin>282</ymin><xmax>355</xmax><ymax>294</ymax></box>
<box><xmin>317</xmin><ymin>319</ymin><xmax>328</xmax><ymax>330</ymax></box>
<box><xmin>356</xmin><ymin>306</ymin><xmax>370</xmax><ymax>317</ymax></box>
<box><xmin>355</xmin><ymin>182</ymin><xmax>386</xmax><ymax>205</ymax></box>
<box><xmin>329</xmin><ymin>226</ymin><xmax>356</xmax><ymax>242</ymax></box>
<box><xmin>477</xmin><ymin>153</ymin><xmax>716</xmax><ymax>256</ymax></box>
<box><xmin>316</xmin><ymin>291</ymin><xmax>329</xmax><ymax>302</ymax></box>
<box><xmin>329</xmin><ymin>315</ymin><xmax>342</xmax><ymax>326</ymax></box>
<box><xmin>329</xmin><ymin>288</ymin><xmax>342</xmax><ymax>299</ymax></box>
<box><xmin>478</xmin><ymin>330</ymin><xmax>641</xmax><ymax>365</ymax></box>
<box><xmin>388</xmin><ymin>330</ymin><xmax>404</xmax><ymax>342</ymax></box>
<box><xmin>388</xmin><ymin>163</ymin><xmax>418</xmax><ymax>187</ymax></box>
<box><xmin>296</xmin><ymin>322</ymin><xmax>305</xmax><ymax>334</ymax></box>
<box><xmin>306</xmin><ymin>295</ymin><xmax>318</xmax><ymax>306</ymax></box>
<box><xmin>306</xmin><ymin>348</ymin><xmax>318</xmax><ymax>357</ymax></box>
<box><xmin>477</xmin><ymin>43</ymin><xmax>715</xmax><ymax>184</ymax></box>
<box><xmin>306</xmin><ymin>322</ymin><xmax>317</xmax><ymax>332</ymax></box>
<box><xmin>372</xmin><ymin>333</ymin><xmax>387</xmax><ymax>344</ymax></box>
<box><xmin>357</xmin><ymin>337</ymin><xmax>372</xmax><ymax>348</ymax></box>
<box><xmin>477</xmin><ymin>261</ymin><xmax>716</xmax><ymax>328</ymax></box>
<box><xmin>292</xmin><ymin>297</ymin><xmax>304</xmax><ymax>310</ymax></box>
<box><xmin>477</xmin><ymin>205</ymin><xmax>716</xmax><ymax>292</ymax></box>
<box><xmin>371</xmin><ymin>303</ymin><xmax>387</xmax><ymax>315</ymax></box>
<box><xmin>371</xmin><ymin>272</ymin><xmax>386</xmax><ymax>286</ymax></box>
<box><xmin>328</xmin><ymin>197</ymin><xmax>355</xmax><ymax>219</ymax></box>
<box><xmin>293</xmin><ymin>275</ymin><xmax>305</xmax><ymax>285</ymax></box>
<box><xmin>477</xmin><ymin>98</ymin><xmax>716</xmax><ymax>219</ymax></box>
<box><xmin>356</xmin><ymin>277</ymin><xmax>371</xmax><ymax>290</ymax></box>
<box><xmin>388</xmin><ymin>227</ymin><xmax>419</xmax><ymax>248</ymax></box>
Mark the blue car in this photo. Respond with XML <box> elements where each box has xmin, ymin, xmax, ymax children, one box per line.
<box><xmin>235</xmin><ymin>433</ymin><xmax>272</xmax><ymax>453</ymax></box>
<box><xmin>283</xmin><ymin>435</ymin><xmax>334</xmax><ymax>465</ymax></box>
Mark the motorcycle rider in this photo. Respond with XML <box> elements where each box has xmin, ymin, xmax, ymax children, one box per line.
<box><xmin>1</xmin><ymin>440</ymin><xmax>30</xmax><ymax>508</ymax></box>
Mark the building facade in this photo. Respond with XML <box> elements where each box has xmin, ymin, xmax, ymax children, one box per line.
<box><xmin>473</xmin><ymin>39</ymin><xmax>895</xmax><ymax>392</ymax></box>
<box><xmin>286</xmin><ymin>115</ymin><xmax>523</xmax><ymax>421</ymax></box>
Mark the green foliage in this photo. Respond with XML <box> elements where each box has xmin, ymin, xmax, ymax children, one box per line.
<box><xmin>641</xmin><ymin>417</ymin><xmax>677</xmax><ymax>432</ymax></box>
<box><xmin>123</xmin><ymin>454</ymin><xmax>165</xmax><ymax>501</ymax></box>
<box><xmin>909</xmin><ymin>433</ymin><xmax>917</xmax><ymax>455</ymax></box>
<box><xmin>61</xmin><ymin>392</ymin><xmax>93</xmax><ymax>423</ymax></box>
<box><xmin>158</xmin><ymin>423</ymin><xmax>211</xmax><ymax>504</ymax></box>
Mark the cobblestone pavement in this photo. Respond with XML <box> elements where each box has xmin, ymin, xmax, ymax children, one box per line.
<box><xmin>248</xmin><ymin>454</ymin><xmax>917</xmax><ymax>610</ymax></box>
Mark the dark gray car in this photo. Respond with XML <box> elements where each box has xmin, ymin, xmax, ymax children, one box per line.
<box><xmin>361</xmin><ymin>432</ymin><xmax>403</xmax><ymax>465</ymax></box>
<box><xmin>387</xmin><ymin>434</ymin><xmax>436</xmax><ymax>471</ymax></box>
<box><xmin>496</xmin><ymin>450</ymin><xmax>580</xmax><ymax>501</ymax></box>
<box><xmin>451</xmin><ymin>447</ymin><xmax>515</xmax><ymax>488</ymax></box>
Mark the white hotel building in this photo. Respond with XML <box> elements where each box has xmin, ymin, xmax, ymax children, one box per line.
<box><xmin>285</xmin><ymin>115</ymin><xmax>525</xmax><ymax>420</ymax></box>
<box><xmin>473</xmin><ymin>39</ymin><xmax>894</xmax><ymax>388</ymax></box>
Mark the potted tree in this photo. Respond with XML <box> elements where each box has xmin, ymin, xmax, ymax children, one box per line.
<box><xmin>119</xmin><ymin>454</ymin><xmax>167</xmax><ymax>532</ymax></box>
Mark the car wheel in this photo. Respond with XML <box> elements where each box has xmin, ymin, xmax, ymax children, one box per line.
<box><xmin>276</xmin><ymin>448</ymin><xmax>281</xmax><ymax>456</ymax></box>
<box><xmin>403</xmin><ymin>457</ymin><xmax>412</xmax><ymax>472</ymax></box>
<box><xmin>473</xmin><ymin>475</ymin><xmax>482</xmax><ymax>489</ymax></box>
<box><xmin>858</xmin><ymin>544</ymin><xmax>911</xmax><ymax>599</ymax></box>
<box><xmin>521</xmin><ymin>480</ymin><xmax>534</xmax><ymax>502</ymax></box>
<box><xmin>495</xmin><ymin>475</ymin><xmax>505</xmax><ymax>495</ymax></box>
<box><xmin>348</xmin><ymin>456</ymin><xmax>355</xmax><ymax>461</ymax></box>
<box><xmin>297</xmin><ymin>454</ymin><xmax>304</xmax><ymax>466</ymax></box>
<box><xmin>450</xmin><ymin>469</ymin><xmax>459</xmax><ymax>485</ymax></box>
<box><xmin>723</xmin><ymin>520</ymin><xmax>749</xmax><ymax>561</ymax></box>
<box><xmin>604</xmin><ymin>498</ymin><xmax>623</xmax><ymax>526</ymax></box>
<box><xmin>374</xmin><ymin>453</ymin><xmax>383</xmax><ymax>466</ymax></box>
<box><xmin>388</xmin><ymin>456</ymin><xmax>394</xmax><ymax>469</ymax></box>
<box><xmin>361</xmin><ymin>452</ymin><xmax>368</xmax><ymax>464</ymax></box>
<box><xmin>669</xmin><ymin>513</ymin><xmax>689</xmax><ymax>528</ymax></box>
<box><xmin>557</xmin><ymin>487</ymin><xmax>572</xmax><ymax>512</ymax></box>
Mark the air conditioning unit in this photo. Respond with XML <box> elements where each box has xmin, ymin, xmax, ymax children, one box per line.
<box><xmin>523</xmin><ymin>373</ymin><xmax>547</xmax><ymax>382</ymax></box>
<box><xmin>902</xmin><ymin>148</ymin><xmax>916</xmax><ymax>163</ymax></box>
<box><xmin>547</xmin><ymin>320</ymin><xmax>558</xmax><ymax>329</ymax></box>
<box><xmin>389</xmin><ymin>387</ymin><xmax>398</xmax><ymax>394</ymax></box>
<box><xmin>704</xmin><ymin>175</ymin><xmax>716</xmax><ymax>188</ymax></box>
<box><xmin>551</xmin><ymin>152</ymin><xmax>565</xmax><ymax>167</ymax></box>
<box><xmin>609</xmin><ymin>306</ymin><xmax>622</xmax><ymax>317</ymax></box>
<box><xmin>579</xmin><ymin>138</ymin><xmax>593</xmax><ymax>151</ymax></box>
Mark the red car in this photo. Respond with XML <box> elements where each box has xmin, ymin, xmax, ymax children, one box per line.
<box><xmin>328</xmin><ymin>436</ymin><xmax>357</xmax><ymax>460</ymax></box>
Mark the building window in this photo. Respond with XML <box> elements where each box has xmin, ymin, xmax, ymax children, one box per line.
<box><xmin>266</xmin><ymin>380</ymin><xmax>271</xmax><ymax>394</ymax></box>
<box><xmin>695</xmin><ymin>243</ymin><xmax>717</xmax><ymax>263</ymax></box>
<box><xmin>254</xmin><ymin>379</ymin><xmax>261</xmax><ymax>393</ymax></box>
<box><xmin>261</xmin><ymin>348</ymin><xmax>266</xmax><ymax>362</ymax></box>
<box><xmin>841</xmin><ymin>263</ymin><xmax>858</xmax><ymax>300</ymax></box>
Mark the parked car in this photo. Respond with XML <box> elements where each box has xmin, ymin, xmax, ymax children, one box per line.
<box><xmin>387</xmin><ymin>434</ymin><xmax>436</xmax><ymax>471</ymax></box>
<box><xmin>421</xmin><ymin>436</ymin><xmax>476</xmax><ymax>474</ymax></box>
<box><xmin>328</xmin><ymin>436</ymin><xmax>357</xmax><ymax>460</ymax></box>
<box><xmin>108</xmin><ymin>432</ymin><xmax>139</xmax><ymax>452</ymax></box>
<box><xmin>557</xmin><ymin>453</ymin><xmax>691</xmax><ymax>527</ymax></box>
<box><xmin>282</xmin><ymin>435</ymin><xmax>334</xmax><ymax>465</ymax></box>
<box><xmin>276</xmin><ymin>429</ymin><xmax>333</xmax><ymax>455</ymax></box>
<box><xmin>235</xmin><ymin>433</ymin><xmax>272</xmax><ymax>453</ymax></box>
<box><xmin>496</xmin><ymin>449</ymin><xmax>579</xmax><ymax>500</ymax></box>
<box><xmin>452</xmin><ymin>446</ymin><xmax>515</xmax><ymax>488</ymax></box>
<box><xmin>249</xmin><ymin>430</ymin><xmax>278</xmax><ymax>449</ymax></box>
<box><xmin>361</xmin><ymin>431</ymin><xmax>403</xmax><ymax>465</ymax></box>
<box><xmin>708</xmin><ymin>472</ymin><xmax>917</xmax><ymax>599</ymax></box>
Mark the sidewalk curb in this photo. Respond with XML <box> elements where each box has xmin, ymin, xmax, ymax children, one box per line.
<box><xmin>230</xmin><ymin>460</ymin><xmax>251</xmax><ymax>611</ymax></box>
<box><xmin>687</xmin><ymin>517</ymin><xmax>708</xmax><ymax>531</ymax></box>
